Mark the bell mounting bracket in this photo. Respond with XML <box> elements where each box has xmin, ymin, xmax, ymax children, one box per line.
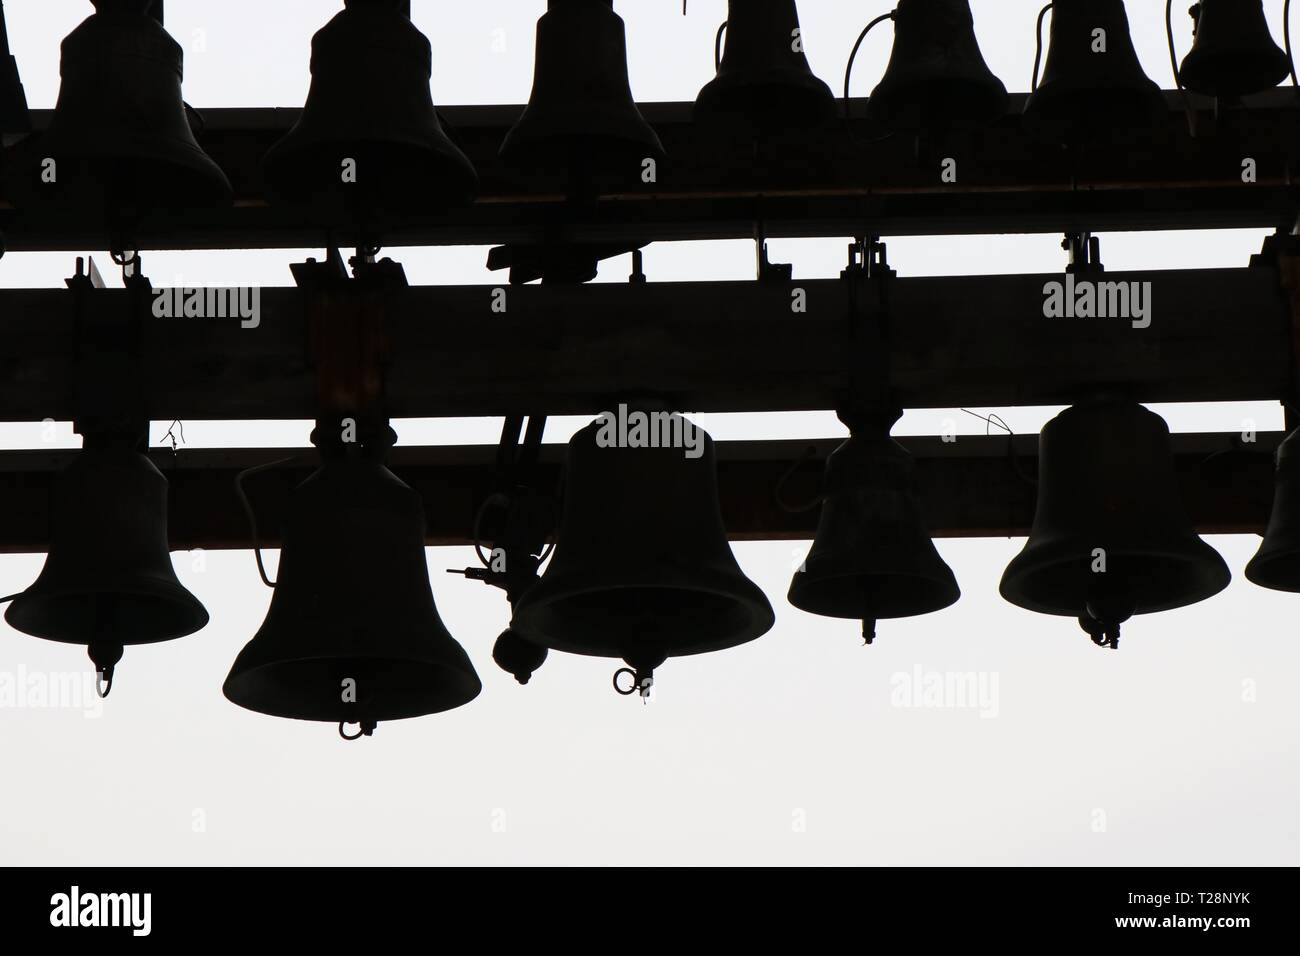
<box><xmin>755</xmin><ymin>216</ymin><xmax>792</xmax><ymax>282</ymax></box>
<box><xmin>1063</xmin><ymin>232</ymin><xmax>1104</xmax><ymax>275</ymax></box>
<box><xmin>66</xmin><ymin>254</ymin><xmax>150</xmax><ymax>445</ymax></box>
<box><xmin>449</xmin><ymin>414</ymin><xmax>554</xmax><ymax>607</ymax></box>
<box><xmin>295</xmin><ymin>247</ymin><xmax>406</xmax><ymax>457</ymax></box>
<box><xmin>838</xmin><ymin>236</ymin><xmax>899</xmax><ymax>433</ymax></box>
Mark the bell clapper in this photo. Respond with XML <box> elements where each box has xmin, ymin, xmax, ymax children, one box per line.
<box><xmin>1078</xmin><ymin>615</ymin><xmax>1121</xmax><ymax>651</ymax></box>
<box><xmin>338</xmin><ymin>720</ymin><xmax>377</xmax><ymax>741</ymax></box>
<box><xmin>88</xmin><ymin>639</ymin><xmax>123</xmax><ymax>699</ymax></box>
<box><xmin>614</xmin><ymin>650</ymin><xmax>664</xmax><ymax>702</ymax></box>
<box><xmin>862</xmin><ymin>618</ymin><xmax>876</xmax><ymax>646</ymax></box>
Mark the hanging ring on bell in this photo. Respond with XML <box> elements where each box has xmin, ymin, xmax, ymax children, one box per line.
<box><xmin>613</xmin><ymin>668</ymin><xmax>640</xmax><ymax>696</ymax></box>
<box><xmin>339</xmin><ymin>721</ymin><xmax>369</xmax><ymax>741</ymax></box>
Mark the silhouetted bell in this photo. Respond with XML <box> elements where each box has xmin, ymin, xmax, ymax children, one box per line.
<box><xmin>1023</xmin><ymin>0</ymin><xmax>1167</xmax><ymax>144</ymax></box>
<box><xmin>1179</xmin><ymin>0</ymin><xmax>1291</xmax><ymax>98</ymax></box>
<box><xmin>7</xmin><ymin>0</ymin><xmax>230</xmax><ymax>212</ymax></box>
<box><xmin>693</xmin><ymin>0</ymin><xmax>835</xmax><ymax>138</ymax></box>
<box><xmin>789</xmin><ymin>425</ymin><xmax>959</xmax><ymax>643</ymax></box>
<box><xmin>224</xmin><ymin>454</ymin><xmax>481</xmax><ymax>729</ymax></box>
<box><xmin>1000</xmin><ymin>399</ymin><xmax>1230</xmax><ymax>643</ymax></box>
<box><xmin>5</xmin><ymin>432</ymin><xmax>209</xmax><ymax>695</ymax></box>
<box><xmin>493</xmin><ymin>628</ymin><xmax>549</xmax><ymax>685</ymax></box>
<box><xmin>510</xmin><ymin>413</ymin><xmax>774</xmax><ymax>680</ymax></box>
<box><xmin>262</xmin><ymin>0</ymin><xmax>477</xmax><ymax>218</ymax></box>
<box><xmin>1246</xmin><ymin>429</ymin><xmax>1300</xmax><ymax>591</ymax></box>
<box><xmin>866</xmin><ymin>0</ymin><xmax>1007</xmax><ymax>134</ymax></box>
<box><xmin>500</xmin><ymin>0</ymin><xmax>664</xmax><ymax>189</ymax></box>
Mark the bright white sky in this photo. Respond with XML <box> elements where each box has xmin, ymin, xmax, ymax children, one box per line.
<box><xmin>0</xmin><ymin>1</ymin><xmax>1296</xmax><ymax>866</ymax></box>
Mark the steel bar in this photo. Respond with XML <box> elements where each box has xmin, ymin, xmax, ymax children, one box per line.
<box><xmin>2</xmin><ymin>92</ymin><xmax>1299</xmax><ymax>251</ymax></box>
<box><xmin>0</xmin><ymin>268</ymin><xmax>1288</xmax><ymax>422</ymax></box>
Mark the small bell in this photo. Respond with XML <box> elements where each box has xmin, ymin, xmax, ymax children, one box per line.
<box><xmin>1246</xmin><ymin>429</ymin><xmax>1300</xmax><ymax>591</ymax></box>
<box><xmin>693</xmin><ymin>0</ymin><xmax>835</xmax><ymax>139</ymax></box>
<box><xmin>1023</xmin><ymin>0</ymin><xmax>1167</xmax><ymax>144</ymax></box>
<box><xmin>5</xmin><ymin>0</ymin><xmax>231</xmax><ymax>214</ymax></box>
<box><xmin>1178</xmin><ymin>0</ymin><xmax>1292</xmax><ymax>98</ymax></box>
<box><xmin>5</xmin><ymin>431</ymin><xmax>209</xmax><ymax>692</ymax></box>
<box><xmin>223</xmin><ymin>449</ymin><xmax>481</xmax><ymax>729</ymax></box>
<box><xmin>788</xmin><ymin>416</ymin><xmax>960</xmax><ymax>639</ymax></box>
<box><xmin>1000</xmin><ymin>398</ymin><xmax>1230</xmax><ymax>636</ymax></box>
<box><xmin>865</xmin><ymin>0</ymin><xmax>1008</xmax><ymax>135</ymax></box>
<box><xmin>500</xmin><ymin>0</ymin><xmax>664</xmax><ymax>191</ymax></box>
<box><xmin>510</xmin><ymin>410</ymin><xmax>774</xmax><ymax>684</ymax></box>
<box><xmin>262</xmin><ymin>0</ymin><xmax>477</xmax><ymax>222</ymax></box>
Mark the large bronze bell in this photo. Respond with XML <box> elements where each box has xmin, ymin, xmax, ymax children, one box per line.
<box><xmin>6</xmin><ymin>0</ymin><xmax>230</xmax><ymax>212</ymax></box>
<box><xmin>789</xmin><ymin>428</ymin><xmax>959</xmax><ymax>642</ymax></box>
<box><xmin>1000</xmin><ymin>399</ymin><xmax>1230</xmax><ymax>644</ymax></box>
<box><xmin>510</xmin><ymin>413</ymin><xmax>774</xmax><ymax>678</ymax></box>
<box><xmin>1178</xmin><ymin>0</ymin><xmax>1291</xmax><ymax>98</ymax></box>
<box><xmin>499</xmin><ymin>0</ymin><xmax>664</xmax><ymax>188</ymax></box>
<box><xmin>5</xmin><ymin>432</ymin><xmax>209</xmax><ymax>693</ymax></box>
<box><xmin>693</xmin><ymin>0</ymin><xmax>835</xmax><ymax>137</ymax></box>
<box><xmin>262</xmin><ymin>0</ymin><xmax>477</xmax><ymax>218</ymax></box>
<box><xmin>866</xmin><ymin>0</ymin><xmax>1007</xmax><ymax>135</ymax></box>
<box><xmin>223</xmin><ymin>453</ymin><xmax>481</xmax><ymax>730</ymax></box>
<box><xmin>1023</xmin><ymin>0</ymin><xmax>1167</xmax><ymax>144</ymax></box>
<box><xmin>1246</xmin><ymin>429</ymin><xmax>1300</xmax><ymax>591</ymax></box>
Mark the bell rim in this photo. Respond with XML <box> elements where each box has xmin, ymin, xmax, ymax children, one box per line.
<box><xmin>1177</xmin><ymin>49</ymin><xmax>1292</xmax><ymax>98</ymax></box>
<box><xmin>1244</xmin><ymin>549</ymin><xmax>1300</xmax><ymax>593</ymax></box>
<box><xmin>865</xmin><ymin>75</ymin><xmax>1009</xmax><ymax>132</ymax></box>
<box><xmin>222</xmin><ymin>655</ymin><xmax>483</xmax><ymax>722</ymax></box>
<box><xmin>999</xmin><ymin>544</ymin><xmax>1231</xmax><ymax>616</ymax></box>
<box><xmin>693</xmin><ymin>72</ymin><xmax>837</xmax><ymax>130</ymax></box>
<box><xmin>787</xmin><ymin>568</ymin><xmax>960</xmax><ymax>621</ymax></box>
<box><xmin>1022</xmin><ymin>79</ymin><xmax>1168</xmax><ymax>141</ymax></box>
<box><xmin>4</xmin><ymin>584</ymin><xmax>209</xmax><ymax>645</ymax></box>
<box><xmin>511</xmin><ymin>576</ymin><xmax>775</xmax><ymax>659</ymax></box>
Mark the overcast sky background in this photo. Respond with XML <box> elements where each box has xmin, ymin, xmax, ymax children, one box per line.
<box><xmin>1</xmin><ymin>0</ymin><xmax>1297</xmax><ymax>866</ymax></box>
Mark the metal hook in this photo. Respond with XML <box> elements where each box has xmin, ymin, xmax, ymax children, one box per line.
<box><xmin>613</xmin><ymin>667</ymin><xmax>639</xmax><ymax>695</ymax></box>
<box><xmin>95</xmin><ymin>668</ymin><xmax>113</xmax><ymax>699</ymax></box>
<box><xmin>338</xmin><ymin>720</ymin><xmax>376</xmax><ymax>741</ymax></box>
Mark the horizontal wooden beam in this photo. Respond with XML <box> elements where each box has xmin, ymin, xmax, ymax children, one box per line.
<box><xmin>0</xmin><ymin>431</ymin><xmax>1278</xmax><ymax>554</ymax></box>
<box><xmin>0</xmin><ymin>267</ymin><xmax>1289</xmax><ymax>422</ymax></box>
<box><xmin>3</xmin><ymin>92</ymin><xmax>1299</xmax><ymax>251</ymax></box>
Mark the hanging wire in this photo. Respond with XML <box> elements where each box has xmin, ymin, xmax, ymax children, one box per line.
<box><xmin>1165</xmin><ymin>0</ymin><xmax>1199</xmax><ymax>136</ymax></box>
<box><xmin>714</xmin><ymin>21</ymin><xmax>727</xmax><ymax>71</ymax></box>
<box><xmin>471</xmin><ymin>492</ymin><xmax>511</xmax><ymax>568</ymax></box>
<box><xmin>843</xmin><ymin>11</ymin><xmax>895</xmax><ymax>122</ymax></box>
<box><xmin>0</xmin><ymin>594</ymin><xmax>19</xmax><ymax>604</ymax></box>
<box><xmin>234</xmin><ymin>455</ymin><xmax>305</xmax><ymax>588</ymax></box>
<box><xmin>1287</xmin><ymin>0</ymin><xmax>1299</xmax><ymax>87</ymax></box>
<box><xmin>960</xmin><ymin>409</ymin><xmax>1037</xmax><ymax>487</ymax></box>
<box><xmin>774</xmin><ymin>445</ymin><xmax>825</xmax><ymax>514</ymax></box>
<box><xmin>1031</xmin><ymin>3</ymin><xmax>1052</xmax><ymax>91</ymax></box>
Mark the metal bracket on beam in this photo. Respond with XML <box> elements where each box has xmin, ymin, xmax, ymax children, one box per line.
<box><xmin>66</xmin><ymin>255</ymin><xmax>148</xmax><ymax>443</ymax></box>
<box><xmin>1063</xmin><ymin>232</ymin><xmax>1104</xmax><ymax>275</ymax></box>
<box><xmin>296</xmin><ymin>248</ymin><xmax>404</xmax><ymax>453</ymax></box>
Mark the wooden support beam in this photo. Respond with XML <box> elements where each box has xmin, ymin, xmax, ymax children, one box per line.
<box><xmin>0</xmin><ymin>268</ymin><xmax>1289</xmax><ymax>421</ymax></box>
<box><xmin>3</xmin><ymin>92</ymin><xmax>1299</xmax><ymax>251</ymax></box>
<box><xmin>0</xmin><ymin>432</ymin><xmax>1277</xmax><ymax>554</ymax></box>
